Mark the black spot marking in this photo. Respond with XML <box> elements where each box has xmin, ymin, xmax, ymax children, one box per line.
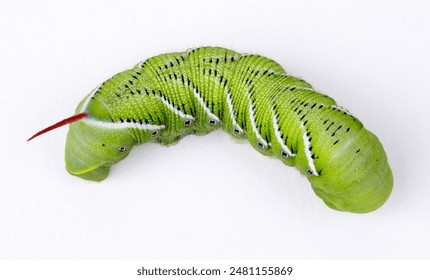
<box><xmin>257</xmin><ymin>141</ymin><xmax>265</xmax><ymax>149</ymax></box>
<box><xmin>326</xmin><ymin>122</ymin><xmax>334</xmax><ymax>131</ymax></box>
<box><xmin>331</xmin><ymin>125</ymin><xmax>343</xmax><ymax>136</ymax></box>
<box><xmin>184</xmin><ymin>119</ymin><xmax>192</xmax><ymax>127</ymax></box>
<box><xmin>333</xmin><ymin>140</ymin><xmax>339</xmax><ymax>145</ymax></box>
<box><xmin>209</xmin><ymin>119</ymin><xmax>217</xmax><ymax>126</ymax></box>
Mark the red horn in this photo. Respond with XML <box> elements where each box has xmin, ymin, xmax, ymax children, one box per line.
<box><xmin>27</xmin><ymin>112</ymin><xmax>88</xmax><ymax>141</ymax></box>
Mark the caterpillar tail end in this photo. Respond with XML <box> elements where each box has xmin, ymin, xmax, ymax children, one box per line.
<box><xmin>66</xmin><ymin>164</ymin><xmax>111</xmax><ymax>182</ymax></box>
<box><xmin>66</xmin><ymin>167</ymin><xmax>111</xmax><ymax>182</ymax></box>
<box><xmin>65</xmin><ymin>146</ymin><xmax>112</xmax><ymax>182</ymax></box>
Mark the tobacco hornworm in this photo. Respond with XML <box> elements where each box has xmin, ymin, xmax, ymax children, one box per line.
<box><xmin>28</xmin><ymin>47</ymin><xmax>393</xmax><ymax>213</ymax></box>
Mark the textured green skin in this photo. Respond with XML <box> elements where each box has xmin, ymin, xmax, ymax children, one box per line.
<box><xmin>65</xmin><ymin>47</ymin><xmax>393</xmax><ymax>213</ymax></box>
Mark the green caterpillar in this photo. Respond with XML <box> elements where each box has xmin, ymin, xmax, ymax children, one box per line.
<box><xmin>28</xmin><ymin>47</ymin><xmax>393</xmax><ymax>213</ymax></box>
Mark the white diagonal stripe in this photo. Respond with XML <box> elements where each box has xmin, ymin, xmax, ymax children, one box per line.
<box><xmin>302</xmin><ymin>132</ymin><xmax>319</xmax><ymax>176</ymax></box>
<box><xmin>192</xmin><ymin>88</ymin><xmax>220</xmax><ymax>122</ymax></box>
<box><xmin>157</xmin><ymin>95</ymin><xmax>194</xmax><ymax>120</ymax></box>
<box><xmin>249</xmin><ymin>101</ymin><xmax>268</xmax><ymax>147</ymax></box>
<box><xmin>83</xmin><ymin>118</ymin><xmax>165</xmax><ymax>131</ymax></box>
<box><xmin>272</xmin><ymin>109</ymin><xmax>295</xmax><ymax>157</ymax></box>
<box><xmin>226</xmin><ymin>90</ymin><xmax>244</xmax><ymax>134</ymax></box>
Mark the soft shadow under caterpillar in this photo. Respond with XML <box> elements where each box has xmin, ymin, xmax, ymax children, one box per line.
<box><xmin>28</xmin><ymin>47</ymin><xmax>393</xmax><ymax>213</ymax></box>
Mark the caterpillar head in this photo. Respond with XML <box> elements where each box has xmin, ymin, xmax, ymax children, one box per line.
<box><xmin>27</xmin><ymin>112</ymin><xmax>136</xmax><ymax>181</ymax></box>
<box><xmin>308</xmin><ymin>129</ymin><xmax>393</xmax><ymax>213</ymax></box>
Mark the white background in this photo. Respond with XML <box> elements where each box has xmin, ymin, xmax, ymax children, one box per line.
<box><xmin>1</xmin><ymin>0</ymin><xmax>429</xmax><ymax>259</ymax></box>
